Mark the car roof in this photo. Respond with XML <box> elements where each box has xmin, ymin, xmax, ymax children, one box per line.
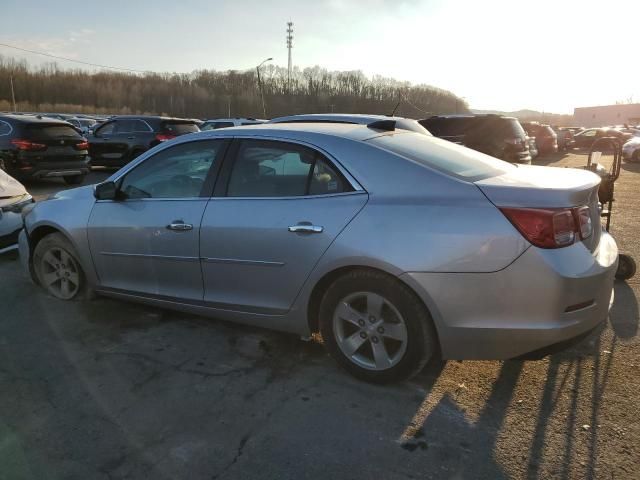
<box><xmin>110</xmin><ymin>115</ymin><xmax>196</xmax><ymax>122</ymax></box>
<box><xmin>0</xmin><ymin>114</ymin><xmax>72</xmax><ymax>125</ymax></box>
<box><xmin>270</xmin><ymin>113</ymin><xmax>414</xmax><ymax>123</ymax></box>
<box><xmin>203</xmin><ymin>118</ymin><xmax>266</xmax><ymax>122</ymax></box>
<box><xmin>180</xmin><ymin>121</ymin><xmax>405</xmax><ymax>143</ymax></box>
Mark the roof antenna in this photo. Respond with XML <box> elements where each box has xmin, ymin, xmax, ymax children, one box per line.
<box><xmin>390</xmin><ymin>90</ymin><xmax>402</xmax><ymax>117</ymax></box>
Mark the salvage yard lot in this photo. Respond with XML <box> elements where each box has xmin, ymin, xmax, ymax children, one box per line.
<box><xmin>1</xmin><ymin>153</ymin><xmax>638</xmax><ymax>480</ymax></box>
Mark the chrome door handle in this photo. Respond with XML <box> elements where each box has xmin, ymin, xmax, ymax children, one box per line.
<box><xmin>288</xmin><ymin>224</ymin><xmax>323</xmax><ymax>233</ymax></box>
<box><xmin>167</xmin><ymin>222</ymin><xmax>193</xmax><ymax>231</ymax></box>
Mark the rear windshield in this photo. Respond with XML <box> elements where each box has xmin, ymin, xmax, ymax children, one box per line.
<box><xmin>420</xmin><ymin>117</ymin><xmax>476</xmax><ymax>137</ymax></box>
<box><xmin>499</xmin><ymin>118</ymin><xmax>527</xmax><ymax>137</ymax></box>
<box><xmin>367</xmin><ymin>132</ymin><xmax>512</xmax><ymax>181</ymax></box>
<box><xmin>25</xmin><ymin>124</ymin><xmax>83</xmax><ymax>140</ymax></box>
<box><xmin>161</xmin><ymin>122</ymin><xmax>200</xmax><ymax>135</ymax></box>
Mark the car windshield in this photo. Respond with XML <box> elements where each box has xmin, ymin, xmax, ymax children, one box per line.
<box><xmin>367</xmin><ymin>132</ymin><xmax>512</xmax><ymax>181</ymax></box>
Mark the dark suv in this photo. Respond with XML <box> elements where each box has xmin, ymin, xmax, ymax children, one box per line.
<box><xmin>89</xmin><ymin>116</ymin><xmax>200</xmax><ymax>167</ymax></box>
<box><xmin>521</xmin><ymin>122</ymin><xmax>558</xmax><ymax>155</ymax></box>
<box><xmin>419</xmin><ymin>114</ymin><xmax>531</xmax><ymax>164</ymax></box>
<box><xmin>0</xmin><ymin>114</ymin><xmax>89</xmax><ymax>184</ymax></box>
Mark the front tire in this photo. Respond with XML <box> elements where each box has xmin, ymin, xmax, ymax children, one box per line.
<box><xmin>63</xmin><ymin>175</ymin><xmax>85</xmax><ymax>185</ymax></box>
<box><xmin>319</xmin><ymin>270</ymin><xmax>437</xmax><ymax>383</ymax></box>
<box><xmin>33</xmin><ymin>233</ymin><xmax>86</xmax><ymax>300</ymax></box>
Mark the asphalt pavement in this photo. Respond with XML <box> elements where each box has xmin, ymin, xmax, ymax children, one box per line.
<box><xmin>0</xmin><ymin>157</ymin><xmax>638</xmax><ymax>480</ymax></box>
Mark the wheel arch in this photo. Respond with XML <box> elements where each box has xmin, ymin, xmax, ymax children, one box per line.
<box><xmin>306</xmin><ymin>265</ymin><xmax>443</xmax><ymax>349</ymax></box>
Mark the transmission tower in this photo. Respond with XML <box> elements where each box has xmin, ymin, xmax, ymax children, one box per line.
<box><xmin>286</xmin><ymin>21</ymin><xmax>294</xmax><ymax>90</ymax></box>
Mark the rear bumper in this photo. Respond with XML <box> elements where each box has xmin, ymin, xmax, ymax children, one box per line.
<box><xmin>403</xmin><ymin>231</ymin><xmax>618</xmax><ymax>360</ymax></box>
<box><xmin>11</xmin><ymin>158</ymin><xmax>90</xmax><ymax>179</ymax></box>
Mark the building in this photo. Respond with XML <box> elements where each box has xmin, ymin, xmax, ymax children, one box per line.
<box><xmin>574</xmin><ymin>104</ymin><xmax>640</xmax><ymax>127</ymax></box>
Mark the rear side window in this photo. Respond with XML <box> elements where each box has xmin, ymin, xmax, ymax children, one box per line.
<box><xmin>162</xmin><ymin>122</ymin><xmax>200</xmax><ymax>135</ymax></box>
<box><xmin>368</xmin><ymin>133</ymin><xmax>511</xmax><ymax>181</ymax></box>
<box><xmin>499</xmin><ymin>119</ymin><xmax>527</xmax><ymax>138</ymax></box>
<box><xmin>116</xmin><ymin>119</ymin><xmax>152</xmax><ymax>133</ymax></box>
<box><xmin>0</xmin><ymin>120</ymin><xmax>11</xmax><ymax>136</ymax></box>
<box><xmin>25</xmin><ymin>124</ymin><xmax>82</xmax><ymax>140</ymax></box>
<box><xmin>227</xmin><ymin>140</ymin><xmax>351</xmax><ymax>197</ymax></box>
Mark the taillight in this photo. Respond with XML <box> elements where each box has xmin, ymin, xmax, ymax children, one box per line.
<box><xmin>11</xmin><ymin>139</ymin><xmax>47</xmax><ymax>151</ymax></box>
<box><xmin>500</xmin><ymin>206</ymin><xmax>592</xmax><ymax>249</ymax></box>
<box><xmin>74</xmin><ymin>140</ymin><xmax>89</xmax><ymax>150</ymax></box>
<box><xmin>576</xmin><ymin>205</ymin><xmax>593</xmax><ymax>239</ymax></box>
<box><xmin>155</xmin><ymin>133</ymin><xmax>176</xmax><ymax>142</ymax></box>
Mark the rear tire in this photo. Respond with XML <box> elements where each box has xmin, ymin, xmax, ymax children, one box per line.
<box><xmin>63</xmin><ymin>175</ymin><xmax>85</xmax><ymax>185</ymax></box>
<box><xmin>33</xmin><ymin>233</ymin><xmax>88</xmax><ymax>300</ymax></box>
<box><xmin>616</xmin><ymin>254</ymin><xmax>636</xmax><ymax>281</ymax></box>
<box><xmin>319</xmin><ymin>269</ymin><xmax>437</xmax><ymax>383</ymax></box>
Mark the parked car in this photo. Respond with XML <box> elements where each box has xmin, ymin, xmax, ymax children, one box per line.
<box><xmin>521</xmin><ymin>122</ymin><xmax>558</xmax><ymax>155</ymax></box>
<box><xmin>552</xmin><ymin>126</ymin><xmax>573</xmax><ymax>151</ymax></box>
<box><xmin>419</xmin><ymin>114</ymin><xmax>531</xmax><ymax>164</ymax></box>
<box><xmin>570</xmin><ymin>128</ymin><xmax>632</xmax><ymax>149</ymax></box>
<box><xmin>528</xmin><ymin>136</ymin><xmax>539</xmax><ymax>159</ymax></box>
<box><xmin>68</xmin><ymin>117</ymin><xmax>97</xmax><ymax>135</ymax></box>
<box><xmin>0</xmin><ymin>169</ymin><xmax>34</xmax><ymax>254</ymax></box>
<box><xmin>269</xmin><ymin>113</ymin><xmax>432</xmax><ymax>136</ymax></box>
<box><xmin>0</xmin><ymin>114</ymin><xmax>90</xmax><ymax>185</ymax></box>
<box><xmin>19</xmin><ymin>122</ymin><xmax>617</xmax><ymax>383</ymax></box>
<box><xmin>200</xmin><ymin>118</ymin><xmax>266</xmax><ymax>130</ymax></box>
<box><xmin>622</xmin><ymin>136</ymin><xmax>640</xmax><ymax>162</ymax></box>
<box><xmin>88</xmin><ymin>116</ymin><xmax>200</xmax><ymax>168</ymax></box>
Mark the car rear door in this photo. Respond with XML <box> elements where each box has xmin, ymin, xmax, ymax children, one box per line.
<box><xmin>199</xmin><ymin>138</ymin><xmax>368</xmax><ymax>314</ymax></box>
<box><xmin>87</xmin><ymin>139</ymin><xmax>229</xmax><ymax>300</ymax></box>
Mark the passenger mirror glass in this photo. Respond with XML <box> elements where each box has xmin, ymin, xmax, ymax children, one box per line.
<box><xmin>94</xmin><ymin>181</ymin><xmax>117</xmax><ymax>200</ymax></box>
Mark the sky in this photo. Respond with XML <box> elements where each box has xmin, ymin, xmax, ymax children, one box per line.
<box><xmin>2</xmin><ymin>0</ymin><xmax>639</xmax><ymax>114</ymax></box>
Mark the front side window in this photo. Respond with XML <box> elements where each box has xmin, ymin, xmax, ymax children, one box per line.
<box><xmin>118</xmin><ymin>140</ymin><xmax>223</xmax><ymax>199</ymax></box>
<box><xmin>227</xmin><ymin>140</ymin><xmax>351</xmax><ymax>197</ymax></box>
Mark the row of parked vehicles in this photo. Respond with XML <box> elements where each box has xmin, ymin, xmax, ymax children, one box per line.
<box><xmin>3</xmin><ymin>111</ymin><xmax>639</xmax><ymax>187</ymax></box>
<box><xmin>0</xmin><ymin>110</ymin><xmax>633</xmax><ymax>382</ymax></box>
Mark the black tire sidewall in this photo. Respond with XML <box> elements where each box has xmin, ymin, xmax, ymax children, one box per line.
<box><xmin>63</xmin><ymin>175</ymin><xmax>85</xmax><ymax>185</ymax></box>
<box><xmin>33</xmin><ymin>233</ymin><xmax>86</xmax><ymax>300</ymax></box>
<box><xmin>319</xmin><ymin>270</ymin><xmax>436</xmax><ymax>383</ymax></box>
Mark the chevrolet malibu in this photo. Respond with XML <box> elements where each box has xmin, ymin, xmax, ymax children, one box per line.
<box><xmin>19</xmin><ymin>123</ymin><xmax>618</xmax><ymax>383</ymax></box>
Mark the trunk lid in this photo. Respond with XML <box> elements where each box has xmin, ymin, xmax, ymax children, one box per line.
<box><xmin>475</xmin><ymin>165</ymin><xmax>602</xmax><ymax>251</ymax></box>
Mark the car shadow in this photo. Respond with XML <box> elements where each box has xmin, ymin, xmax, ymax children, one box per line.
<box><xmin>401</xmin><ymin>279</ymin><xmax>638</xmax><ymax>479</ymax></box>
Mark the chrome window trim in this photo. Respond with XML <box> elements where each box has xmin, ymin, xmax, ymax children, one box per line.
<box><xmin>0</xmin><ymin>120</ymin><xmax>13</xmax><ymax>136</ymax></box>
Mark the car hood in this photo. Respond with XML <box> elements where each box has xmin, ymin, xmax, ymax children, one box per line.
<box><xmin>0</xmin><ymin>169</ymin><xmax>27</xmax><ymax>199</ymax></box>
<box><xmin>474</xmin><ymin>164</ymin><xmax>600</xmax><ymax>208</ymax></box>
<box><xmin>49</xmin><ymin>184</ymin><xmax>96</xmax><ymax>201</ymax></box>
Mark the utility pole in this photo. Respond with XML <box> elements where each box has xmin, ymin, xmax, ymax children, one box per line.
<box><xmin>9</xmin><ymin>74</ymin><xmax>16</xmax><ymax>112</ymax></box>
<box><xmin>286</xmin><ymin>21</ymin><xmax>294</xmax><ymax>91</ymax></box>
<box><xmin>256</xmin><ymin>57</ymin><xmax>272</xmax><ymax>119</ymax></box>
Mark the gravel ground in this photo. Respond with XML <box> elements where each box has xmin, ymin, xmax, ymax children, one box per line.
<box><xmin>0</xmin><ymin>155</ymin><xmax>638</xmax><ymax>480</ymax></box>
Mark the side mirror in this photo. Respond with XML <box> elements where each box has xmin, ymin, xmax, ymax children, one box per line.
<box><xmin>94</xmin><ymin>181</ymin><xmax>117</xmax><ymax>200</ymax></box>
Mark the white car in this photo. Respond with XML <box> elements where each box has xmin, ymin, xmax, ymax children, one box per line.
<box><xmin>622</xmin><ymin>137</ymin><xmax>640</xmax><ymax>162</ymax></box>
<box><xmin>0</xmin><ymin>170</ymin><xmax>33</xmax><ymax>253</ymax></box>
<box><xmin>200</xmin><ymin>118</ymin><xmax>267</xmax><ymax>130</ymax></box>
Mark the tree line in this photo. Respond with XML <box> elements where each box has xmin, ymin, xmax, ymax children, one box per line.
<box><xmin>0</xmin><ymin>56</ymin><xmax>468</xmax><ymax>119</ymax></box>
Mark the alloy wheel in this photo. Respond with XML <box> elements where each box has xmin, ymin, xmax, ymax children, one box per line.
<box><xmin>332</xmin><ymin>291</ymin><xmax>408</xmax><ymax>371</ymax></box>
<box><xmin>39</xmin><ymin>247</ymin><xmax>81</xmax><ymax>300</ymax></box>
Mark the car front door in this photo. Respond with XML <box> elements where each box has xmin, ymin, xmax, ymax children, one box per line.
<box><xmin>199</xmin><ymin>138</ymin><xmax>368</xmax><ymax>314</ymax></box>
<box><xmin>89</xmin><ymin>121</ymin><xmax>117</xmax><ymax>162</ymax></box>
<box><xmin>87</xmin><ymin>139</ymin><xmax>228</xmax><ymax>300</ymax></box>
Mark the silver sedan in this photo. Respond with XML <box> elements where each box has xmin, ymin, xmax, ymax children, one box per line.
<box><xmin>19</xmin><ymin>122</ymin><xmax>618</xmax><ymax>383</ymax></box>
